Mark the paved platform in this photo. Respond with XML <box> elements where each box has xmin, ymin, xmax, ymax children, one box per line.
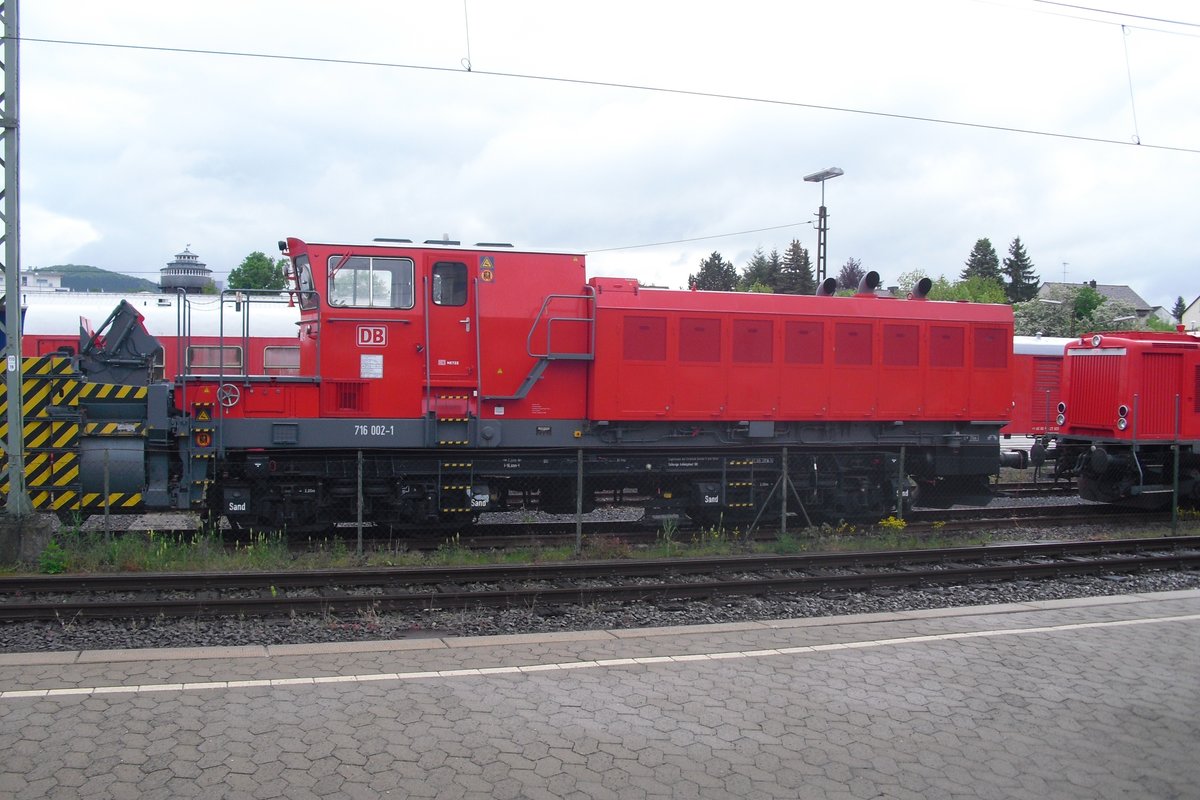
<box><xmin>2</xmin><ymin>590</ymin><xmax>1198</xmax><ymax>799</ymax></box>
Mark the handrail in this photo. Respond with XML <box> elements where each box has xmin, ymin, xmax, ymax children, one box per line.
<box><xmin>526</xmin><ymin>285</ymin><xmax>596</xmax><ymax>359</ymax></box>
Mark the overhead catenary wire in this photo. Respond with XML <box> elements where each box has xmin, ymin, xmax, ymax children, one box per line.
<box><xmin>18</xmin><ymin>35</ymin><xmax>1200</xmax><ymax>156</ymax></box>
<box><xmin>586</xmin><ymin>221</ymin><xmax>811</xmax><ymax>254</ymax></box>
<box><xmin>1121</xmin><ymin>25</ymin><xmax>1142</xmax><ymax>145</ymax></box>
<box><xmin>1032</xmin><ymin>0</ymin><xmax>1200</xmax><ymax>28</ymax></box>
<box><xmin>460</xmin><ymin>0</ymin><xmax>472</xmax><ymax>72</ymax></box>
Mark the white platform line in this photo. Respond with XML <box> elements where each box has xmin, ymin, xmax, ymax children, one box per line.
<box><xmin>4</xmin><ymin>613</ymin><xmax>1198</xmax><ymax>701</ymax></box>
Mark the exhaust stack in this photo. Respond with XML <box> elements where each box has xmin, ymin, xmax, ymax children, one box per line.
<box><xmin>815</xmin><ymin>277</ymin><xmax>838</xmax><ymax>296</ymax></box>
<box><xmin>856</xmin><ymin>271</ymin><xmax>880</xmax><ymax>295</ymax></box>
<box><xmin>909</xmin><ymin>277</ymin><xmax>933</xmax><ymax>300</ymax></box>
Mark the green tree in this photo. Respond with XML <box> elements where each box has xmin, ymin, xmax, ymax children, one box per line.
<box><xmin>1172</xmin><ymin>296</ymin><xmax>1187</xmax><ymax>322</ymax></box>
<box><xmin>894</xmin><ymin>269</ymin><xmax>1006</xmax><ymax>303</ymax></box>
<box><xmin>1013</xmin><ymin>284</ymin><xmax>1140</xmax><ymax>336</ymax></box>
<box><xmin>1071</xmin><ymin>285</ymin><xmax>1106</xmax><ymax>324</ymax></box>
<box><xmin>228</xmin><ymin>251</ymin><xmax>287</xmax><ymax>291</ymax></box>
<box><xmin>779</xmin><ymin>240</ymin><xmax>815</xmax><ymax>295</ymax></box>
<box><xmin>893</xmin><ymin>270</ymin><xmax>929</xmax><ymax>297</ymax></box>
<box><xmin>688</xmin><ymin>251</ymin><xmax>737</xmax><ymax>291</ymax></box>
<box><xmin>837</xmin><ymin>257</ymin><xmax>866</xmax><ymax>292</ymax></box>
<box><xmin>739</xmin><ymin>247</ymin><xmax>778</xmax><ymax>292</ymax></box>
<box><xmin>1002</xmin><ymin>237</ymin><xmax>1040</xmax><ymax>303</ymax></box>
<box><xmin>961</xmin><ymin>238</ymin><xmax>1001</xmax><ymax>282</ymax></box>
<box><xmin>935</xmin><ymin>275</ymin><xmax>1007</xmax><ymax>303</ymax></box>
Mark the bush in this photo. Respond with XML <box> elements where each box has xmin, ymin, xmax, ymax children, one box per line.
<box><xmin>38</xmin><ymin>539</ymin><xmax>68</xmax><ymax>574</ymax></box>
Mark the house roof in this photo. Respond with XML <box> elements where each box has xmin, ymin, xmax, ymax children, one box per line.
<box><xmin>1039</xmin><ymin>281</ymin><xmax>1152</xmax><ymax>311</ymax></box>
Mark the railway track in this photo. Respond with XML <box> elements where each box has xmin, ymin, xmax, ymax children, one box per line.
<box><xmin>3</xmin><ymin>536</ymin><xmax>1197</xmax><ymax>622</ymax></box>
<box><xmin>68</xmin><ymin>499</ymin><xmax>1172</xmax><ymax>553</ymax></box>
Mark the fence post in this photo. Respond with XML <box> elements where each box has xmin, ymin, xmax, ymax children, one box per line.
<box><xmin>575</xmin><ymin>449</ymin><xmax>583</xmax><ymax>556</ymax></box>
<box><xmin>356</xmin><ymin>449</ymin><xmax>364</xmax><ymax>556</ymax></box>
<box><xmin>1173</xmin><ymin>394</ymin><xmax>1181</xmax><ymax>534</ymax></box>
<box><xmin>780</xmin><ymin>447</ymin><xmax>788</xmax><ymax>540</ymax></box>
<box><xmin>896</xmin><ymin>446</ymin><xmax>906</xmax><ymax>521</ymax></box>
<box><xmin>103</xmin><ymin>448</ymin><xmax>111</xmax><ymax>541</ymax></box>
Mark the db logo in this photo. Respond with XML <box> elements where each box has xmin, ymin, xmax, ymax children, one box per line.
<box><xmin>357</xmin><ymin>325</ymin><xmax>387</xmax><ymax>346</ymax></box>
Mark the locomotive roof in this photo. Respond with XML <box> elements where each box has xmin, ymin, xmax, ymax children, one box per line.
<box><xmin>590</xmin><ymin>282</ymin><xmax>1014</xmax><ymax>323</ymax></box>
<box><xmin>1013</xmin><ymin>335</ymin><xmax>1075</xmax><ymax>355</ymax></box>
<box><xmin>1066</xmin><ymin>330</ymin><xmax>1200</xmax><ymax>348</ymax></box>
<box><xmin>295</xmin><ymin>238</ymin><xmax>586</xmax><ymax>258</ymax></box>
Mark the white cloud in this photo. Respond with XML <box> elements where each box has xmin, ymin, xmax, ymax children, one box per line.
<box><xmin>22</xmin><ymin>206</ymin><xmax>101</xmax><ymax>267</ymax></box>
<box><xmin>18</xmin><ymin>0</ymin><xmax>1200</xmax><ymax>306</ymax></box>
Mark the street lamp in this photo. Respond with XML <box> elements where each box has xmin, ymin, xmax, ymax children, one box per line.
<box><xmin>804</xmin><ymin>167</ymin><xmax>843</xmax><ymax>285</ymax></box>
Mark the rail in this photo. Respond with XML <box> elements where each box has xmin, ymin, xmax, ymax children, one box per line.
<box><xmin>2</xmin><ymin>536</ymin><xmax>1196</xmax><ymax>621</ymax></box>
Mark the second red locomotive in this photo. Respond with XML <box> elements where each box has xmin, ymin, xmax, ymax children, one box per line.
<box><xmin>1051</xmin><ymin>331</ymin><xmax>1200</xmax><ymax>507</ymax></box>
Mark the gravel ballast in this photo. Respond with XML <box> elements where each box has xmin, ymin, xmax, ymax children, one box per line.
<box><xmin>3</xmin><ymin>524</ymin><xmax>1198</xmax><ymax>655</ymax></box>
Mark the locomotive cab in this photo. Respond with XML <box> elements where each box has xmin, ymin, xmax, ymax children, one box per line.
<box><xmin>282</xmin><ymin>237</ymin><xmax>591</xmax><ymax>425</ymax></box>
<box><xmin>1055</xmin><ymin>331</ymin><xmax>1200</xmax><ymax>507</ymax></box>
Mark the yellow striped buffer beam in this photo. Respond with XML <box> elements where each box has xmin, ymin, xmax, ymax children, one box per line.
<box><xmin>1</xmin><ymin>356</ymin><xmax>150</xmax><ymax>513</ymax></box>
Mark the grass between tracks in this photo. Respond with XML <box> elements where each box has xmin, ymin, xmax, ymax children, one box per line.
<box><xmin>17</xmin><ymin>509</ymin><xmax>1200</xmax><ymax>576</ymax></box>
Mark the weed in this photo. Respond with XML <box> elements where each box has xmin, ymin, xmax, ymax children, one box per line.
<box><xmin>582</xmin><ymin>534</ymin><xmax>632</xmax><ymax>560</ymax></box>
<box><xmin>658</xmin><ymin>518</ymin><xmax>679</xmax><ymax>554</ymax></box>
<box><xmin>432</xmin><ymin>533</ymin><xmax>470</xmax><ymax>564</ymax></box>
<box><xmin>38</xmin><ymin>539</ymin><xmax>68</xmax><ymax>574</ymax></box>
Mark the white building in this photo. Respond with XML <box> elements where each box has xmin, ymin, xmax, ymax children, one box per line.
<box><xmin>20</xmin><ymin>272</ymin><xmax>67</xmax><ymax>293</ymax></box>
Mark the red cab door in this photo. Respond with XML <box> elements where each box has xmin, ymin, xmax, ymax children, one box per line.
<box><xmin>425</xmin><ymin>259</ymin><xmax>475</xmax><ymax>384</ymax></box>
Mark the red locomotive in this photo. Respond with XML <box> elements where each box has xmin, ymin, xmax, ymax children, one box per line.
<box><xmin>3</xmin><ymin>237</ymin><xmax>1027</xmax><ymax>530</ymax></box>
<box><xmin>169</xmin><ymin>237</ymin><xmax>1022</xmax><ymax>530</ymax></box>
<box><xmin>1051</xmin><ymin>330</ymin><xmax>1200</xmax><ymax>506</ymax></box>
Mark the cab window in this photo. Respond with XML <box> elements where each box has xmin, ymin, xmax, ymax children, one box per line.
<box><xmin>328</xmin><ymin>255</ymin><xmax>415</xmax><ymax>309</ymax></box>
<box><xmin>432</xmin><ymin>262</ymin><xmax>468</xmax><ymax>307</ymax></box>
<box><xmin>295</xmin><ymin>255</ymin><xmax>318</xmax><ymax>310</ymax></box>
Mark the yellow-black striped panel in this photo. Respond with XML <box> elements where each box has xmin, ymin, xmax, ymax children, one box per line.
<box><xmin>83</xmin><ymin>422</ymin><xmax>146</xmax><ymax>437</ymax></box>
<box><xmin>79</xmin><ymin>493</ymin><xmax>143</xmax><ymax>510</ymax></box>
<box><xmin>22</xmin><ymin>421</ymin><xmax>81</xmax><ymax>451</ymax></box>
<box><xmin>22</xmin><ymin>356</ymin><xmax>76</xmax><ymax>377</ymax></box>
<box><xmin>75</xmin><ymin>383</ymin><xmax>148</xmax><ymax>401</ymax></box>
<box><xmin>25</xmin><ymin>489</ymin><xmax>87</xmax><ymax>511</ymax></box>
<box><xmin>24</xmin><ymin>452</ymin><xmax>80</xmax><ymax>488</ymax></box>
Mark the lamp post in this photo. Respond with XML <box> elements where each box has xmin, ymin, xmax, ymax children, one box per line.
<box><xmin>804</xmin><ymin>167</ymin><xmax>843</xmax><ymax>285</ymax></box>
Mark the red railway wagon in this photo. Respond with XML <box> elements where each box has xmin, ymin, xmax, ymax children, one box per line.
<box><xmin>1003</xmin><ymin>335</ymin><xmax>1073</xmax><ymax>439</ymax></box>
<box><xmin>1054</xmin><ymin>330</ymin><xmax>1200</xmax><ymax>506</ymax></box>
<box><xmin>15</xmin><ymin>291</ymin><xmax>300</xmax><ymax>379</ymax></box>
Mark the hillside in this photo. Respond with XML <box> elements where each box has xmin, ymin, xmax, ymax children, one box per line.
<box><xmin>28</xmin><ymin>264</ymin><xmax>159</xmax><ymax>294</ymax></box>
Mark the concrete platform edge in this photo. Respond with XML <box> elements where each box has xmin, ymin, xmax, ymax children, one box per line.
<box><xmin>3</xmin><ymin>587</ymin><xmax>1198</xmax><ymax>668</ymax></box>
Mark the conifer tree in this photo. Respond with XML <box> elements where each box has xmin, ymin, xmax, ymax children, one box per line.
<box><xmin>688</xmin><ymin>252</ymin><xmax>738</xmax><ymax>291</ymax></box>
<box><xmin>837</xmin><ymin>258</ymin><xmax>866</xmax><ymax>292</ymax></box>
<box><xmin>1002</xmin><ymin>237</ymin><xmax>1040</xmax><ymax>303</ymax></box>
<box><xmin>961</xmin><ymin>238</ymin><xmax>1001</xmax><ymax>282</ymax></box>
<box><xmin>739</xmin><ymin>247</ymin><xmax>776</xmax><ymax>291</ymax></box>
<box><xmin>779</xmin><ymin>240</ymin><xmax>816</xmax><ymax>295</ymax></box>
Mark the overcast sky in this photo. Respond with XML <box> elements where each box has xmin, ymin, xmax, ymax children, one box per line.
<box><xmin>21</xmin><ymin>0</ymin><xmax>1200</xmax><ymax>308</ymax></box>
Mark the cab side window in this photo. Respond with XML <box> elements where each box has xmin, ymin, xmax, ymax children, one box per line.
<box><xmin>328</xmin><ymin>256</ymin><xmax>415</xmax><ymax>309</ymax></box>
<box><xmin>432</xmin><ymin>262</ymin><xmax>468</xmax><ymax>306</ymax></box>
